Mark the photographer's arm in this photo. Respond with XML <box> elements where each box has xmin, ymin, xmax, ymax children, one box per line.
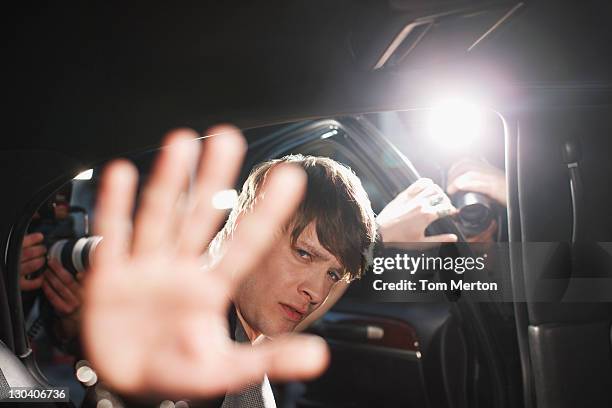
<box><xmin>82</xmin><ymin>126</ymin><xmax>329</xmax><ymax>398</ymax></box>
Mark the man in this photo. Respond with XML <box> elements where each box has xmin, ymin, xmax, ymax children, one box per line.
<box><xmin>78</xmin><ymin>125</ymin><xmax>457</xmax><ymax>401</ymax></box>
<box><xmin>214</xmin><ymin>154</ymin><xmax>459</xmax><ymax>406</ymax></box>
<box><xmin>208</xmin><ymin>154</ymin><xmax>376</xmax><ymax>407</ymax></box>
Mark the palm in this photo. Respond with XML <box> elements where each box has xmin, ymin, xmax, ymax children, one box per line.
<box><xmin>82</xmin><ymin>126</ymin><xmax>328</xmax><ymax>398</ymax></box>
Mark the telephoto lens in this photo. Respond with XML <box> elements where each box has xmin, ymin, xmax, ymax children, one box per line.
<box><xmin>47</xmin><ymin>236</ymin><xmax>103</xmax><ymax>275</ymax></box>
<box><xmin>452</xmin><ymin>192</ymin><xmax>494</xmax><ymax>237</ymax></box>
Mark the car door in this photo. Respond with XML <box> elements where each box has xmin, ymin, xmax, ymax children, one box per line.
<box><xmin>242</xmin><ymin>115</ymin><xmax>520</xmax><ymax>408</ymax></box>
<box><xmin>505</xmin><ymin>101</ymin><xmax>612</xmax><ymax>408</ymax></box>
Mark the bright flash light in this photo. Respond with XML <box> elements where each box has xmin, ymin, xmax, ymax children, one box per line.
<box><xmin>427</xmin><ymin>99</ymin><xmax>483</xmax><ymax>151</ymax></box>
<box><xmin>74</xmin><ymin>169</ymin><xmax>93</xmax><ymax>180</ymax></box>
<box><xmin>212</xmin><ymin>189</ymin><xmax>238</xmax><ymax>210</ymax></box>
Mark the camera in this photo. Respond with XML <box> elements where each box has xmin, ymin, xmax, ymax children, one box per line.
<box><xmin>451</xmin><ymin>191</ymin><xmax>495</xmax><ymax>238</ymax></box>
<box><xmin>26</xmin><ymin>187</ymin><xmax>101</xmax><ymax>276</ymax></box>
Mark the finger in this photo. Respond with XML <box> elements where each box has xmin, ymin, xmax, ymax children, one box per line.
<box><xmin>94</xmin><ymin>160</ymin><xmax>138</xmax><ymax>270</ymax></box>
<box><xmin>21</xmin><ymin>244</ymin><xmax>46</xmax><ymax>262</ymax></box>
<box><xmin>421</xmin><ymin>233</ymin><xmax>458</xmax><ymax>243</ymax></box>
<box><xmin>441</xmin><ymin>205</ymin><xmax>459</xmax><ymax>217</ymax></box>
<box><xmin>44</xmin><ymin>269</ymin><xmax>79</xmax><ymax>305</ymax></box>
<box><xmin>223</xmin><ymin>335</ymin><xmax>329</xmax><ymax>391</ymax></box>
<box><xmin>22</xmin><ymin>233</ymin><xmax>44</xmax><ymax>248</ymax></box>
<box><xmin>405</xmin><ymin>178</ymin><xmax>433</xmax><ymax>196</ymax></box>
<box><xmin>446</xmin><ymin>172</ymin><xmax>490</xmax><ymax>196</ymax></box>
<box><xmin>20</xmin><ymin>257</ymin><xmax>46</xmax><ymax>276</ymax></box>
<box><xmin>429</xmin><ymin>205</ymin><xmax>459</xmax><ymax>221</ymax></box>
<box><xmin>20</xmin><ymin>275</ymin><xmax>44</xmax><ymax>291</ymax></box>
<box><xmin>150</xmin><ymin>335</ymin><xmax>329</xmax><ymax>396</ymax></box>
<box><xmin>415</xmin><ymin>186</ymin><xmax>452</xmax><ymax>211</ymax></box>
<box><xmin>413</xmin><ymin>199</ymin><xmax>457</xmax><ymax>226</ymax></box>
<box><xmin>414</xmin><ymin>183</ymin><xmax>445</xmax><ymax>200</ymax></box>
<box><xmin>42</xmin><ymin>281</ymin><xmax>75</xmax><ymax>315</ymax></box>
<box><xmin>447</xmin><ymin>157</ymin><xmax>491</xmax><ymax>181</ymax></box>
<box><xmin>178</xmin><ymin>125</ymin><xmax>247</xmax><ymax>256</ymax></box>
<box><xmin>215</xmin><ymin>164</ymin><xmax>306</xmax><ymax>286</ymax></box>
<box><xmin>48</xmin><ymin>259</ymin><xmax>81</xmax><ymax>291</ymax></box>
<box><xmin>132</xmin><ymin>129</ymin><xmax>200</xmax><ymax>255</ymax></box>
<box><xmin>392</xmin><ymin>196</ymin><xmax>450</xmax><ymax>227</ymax></box>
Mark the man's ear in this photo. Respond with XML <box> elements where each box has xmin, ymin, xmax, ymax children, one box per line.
<box><xmin>294</xmin><ymin>280</ymin><xmax>350</xmax><ymax>332</ymax></box>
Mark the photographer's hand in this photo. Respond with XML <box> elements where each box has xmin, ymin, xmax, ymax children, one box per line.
<box><xmin>19</xmin><ymin>232</ymin><xmax>46</xmax><ymax>291</ymax></box>
<box><xmin>82</xmin><ymin>126</ymin><xmax>328</xmax><ymax>398</ymax></box>
<box><xmin>377</xmin><ymin>178</ymin><xmax>458</xmax><ymax>246</ymax></box>
<box><xmin>42</xmin><ymin>259</ymin><xmax>83</xmax><ymax>342</ymax></box>
<box><xmin>42</xmin><ymin>259</ymin><xmax>83</xmax><ymax>316</ymax></box>
<box><xmin>447</xmin><ymin>158</ymin><xmax>507</xmax><ymax>206</ymax></box>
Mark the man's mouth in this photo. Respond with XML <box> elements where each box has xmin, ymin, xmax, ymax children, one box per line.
<box><xmin>280</xmin><ymin>303</ymin><xmax>306</xmax><ymax>322</ymax></box>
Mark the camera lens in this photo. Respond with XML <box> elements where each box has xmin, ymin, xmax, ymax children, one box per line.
<box><xmin>460</xmin><ymin>203</ymin><xmax>490</xmax><ymax>224</ymax></box>
<box><xmin>48</xmin><ymin>236</ymin><xmax>103</xmax><ymax>274</ymax></box>
<box><xmin>452</xmin><ymin>192</ymin><xmax>494</xmax><ymax>237</ymax></box>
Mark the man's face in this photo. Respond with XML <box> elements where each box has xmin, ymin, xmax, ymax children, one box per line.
<box><xmin>54</xmin><ymin>202</ymin><xmax>69</xmax><ymax>219</ymax></box>
<box><xmin>233</xmin><ymin>221</ymin><xmax>344</xmax><ymax>338</ymax></box>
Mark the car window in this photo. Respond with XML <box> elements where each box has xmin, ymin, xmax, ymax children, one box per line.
<box><xmin>295</xmin><ymin>138</ymin><xmax>390</xmax><ymax>214</ymax></box>
<box><xmin>243</xmin><ymin>119</ymin><xmax>418</xmax><ymax>215</ymax></box>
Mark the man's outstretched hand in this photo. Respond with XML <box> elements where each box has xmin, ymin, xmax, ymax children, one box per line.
<box><xmin>82</xmin><ymin>125</ymin><xmax>329</xmax><ymax>398</ymax></box>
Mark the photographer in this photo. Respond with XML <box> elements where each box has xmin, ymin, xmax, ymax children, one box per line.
<box><xmin>21</xmin><ymin>196</ymin><xmax>85</xmax><ymax>354</ymax></box>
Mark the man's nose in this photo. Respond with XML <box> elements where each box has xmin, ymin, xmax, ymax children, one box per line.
<box><xmin>297</xmin><ymin>272</ymin><xmax>327</xmax><ymax>306</ymax></box>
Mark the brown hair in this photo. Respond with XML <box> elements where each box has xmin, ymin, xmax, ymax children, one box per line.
<box><xmin>210</xmin><ymin>154</ymin><xmax>377</xmax><ymax>280</ymax></box>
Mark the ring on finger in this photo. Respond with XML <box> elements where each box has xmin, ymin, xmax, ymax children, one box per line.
<box><xmin>429</xmin><ymin>194</ymin><xmax>444</xmax><ymax>207</ymax></box>
<box><xmin>436</xmin><ymin>207</ymin><xmax>453</xmax><ymax>218</ymax></box>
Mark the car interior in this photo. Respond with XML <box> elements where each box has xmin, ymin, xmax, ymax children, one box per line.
<box><xmin>2</xmin><ymin>1</ymin><xmax>612</xmax><ymax>407</ymax></box>
<box><xmin>7</xmin><ymin>109</ymin><xmax>514</xmax><ymax>408</ymax></box>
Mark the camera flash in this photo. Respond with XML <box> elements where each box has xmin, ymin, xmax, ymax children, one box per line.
<box><xmin>427</xmin><ymin>99</ymin><xmax>483</xmax><ymax>151</ymax></box>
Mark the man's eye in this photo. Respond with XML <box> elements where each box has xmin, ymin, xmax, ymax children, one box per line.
<box><xmin>296</xmin><ymin>249</ymin><xmax>311</xmax><ymax>260</ymax></box>
<box><xmin>328</xmin><ymin>270</ymin><xmax>341</xmax><ymax>282</ymax></box>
